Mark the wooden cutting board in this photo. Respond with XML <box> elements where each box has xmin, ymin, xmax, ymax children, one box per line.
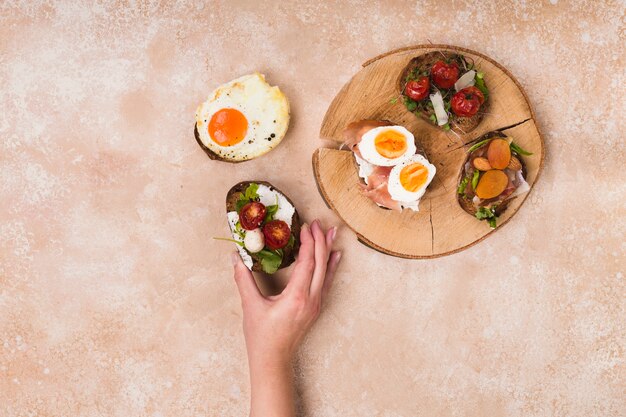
<box><xmin>313</xmin><ymin>44</ymin><xmax>545</xmax><ymax>258</ymax></box>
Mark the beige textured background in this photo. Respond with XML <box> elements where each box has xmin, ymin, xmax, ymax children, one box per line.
<box><xmin>1</xmin><ymin>1</ymin><xmax>625</xmax><ymax>416</ymax></box>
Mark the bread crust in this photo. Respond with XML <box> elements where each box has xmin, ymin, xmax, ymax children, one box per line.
<box><xmin>456</xmin><ymin>131</ymin><xmax>526</xmax><ymax>218</ymax></box>
<box><xmin>226</xmin><ymin>181</ymin><xmax>301</xmax><ymax>272</ymax></box>
<box><xmin>398</xmin><ymin>51</ymin><xmax>488</xmax><ymax>134</ymax></box>
<box><xmin>194</xmin><ymin>123</ymin><xmax>246</xmax><ymax>163</ymax></box>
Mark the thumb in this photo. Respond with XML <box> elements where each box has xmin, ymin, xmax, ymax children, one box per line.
<box><xmin>231</xmin><ymin>252</ymin><xmax>262</xmax><ymax>306</ymax></box>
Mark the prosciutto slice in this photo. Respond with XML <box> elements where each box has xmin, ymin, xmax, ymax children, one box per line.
<box><xmin>343</xmin><ymin>120</ymin><xmax>406</xmax><ymax>211</ymax></box>
<box><xmin>358</xmin><ymin>166</ymin><xmax>402</xmax><ymax>211</ymax></box>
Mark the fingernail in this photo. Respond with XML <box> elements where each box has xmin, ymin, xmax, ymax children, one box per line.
<box><xmin>335</xmin><ymin>251</ymin><xmax>342</xmax><ymax>263</ymax></box>
<box><xmin>230</xmin><ymin>252</ymin><xmax>240</xmax><ymax>266</ymax></box>
<box><xmin>302</xmin><ymin>222</ymin><xmax>309</xmax><ymax>231</ymax></box>
<box><xmin>331</xmin><ymin>226</ymin><xmax>338</xmax><ymax>241</ymax></box>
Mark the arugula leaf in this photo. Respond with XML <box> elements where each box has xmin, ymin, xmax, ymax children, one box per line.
<box><xmin>471</xmin><ymin>169</ymin><xmax>480</xmax><ymax>189</ymax></box>
<box><xmin>443</xmin><ymin>123</ymin><xmax>451</xmax><ymax>131</ymax></box>
<box><xmin>286</xmin><ymin>234</ymin><xmax>295</xmax><ymax>250</ymax></box>
<box><xmin>405</xmin><ymin>98</ymin><xmax>417</xmax><ymax>111</ymax></box>
<box><xmin>467</xmin><ymin>138</ymin><xmax>492</xmax><ymax>153</ymax></box>
<box><xmin>457</xmin><ymin>176</ymin><xmax>469</xmax><ymax>195</ymax></box>
<box><xmin>475</xmin><ymin>206</ymin><xmax>498</xmax><ymax>228</ymax></box>
<box><xmin>510</xmin><ymin>142</ymin><xmax>533</xmax><ymax>156</ymax></box>
<box><xmin>264</xmin><ymin>204</ymin><xmax>278</xmax><ymax>222</ymax></box>
<box><xmin>429</xmin><ymin>114</ymin><xmax>437</xmax><ymax>123</ymax></box>
<box><xmin>233</xmin><ymin>221</ymin><xmax>245</xmax><ymax>239</ymax></box>
<box><xmin>213</xmin><ymin>237</ymin><xmax>244</xmax><ymax>247</ymax></box>
<box><xmin>257</xmin><ymin>249</ymin><xmax>283</xmax><ymax>274</ymax></box>
<box><xmin>235</xmin><ymin>183</ymin><xmax>260</xmax><ymax>211</ymax></box>
<box><xmin>475</xmin><ymin>75</ymin><xmax>489</xmax><ymax>101</ymax></box>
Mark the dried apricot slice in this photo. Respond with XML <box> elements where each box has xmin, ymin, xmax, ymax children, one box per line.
<box><xmin>475</xmin><ymin>170</ymin><xmax>509</xmax><ymax>199</ymax></box>
<box><xmin>473</xmin><ymin>157</ymin><xmax>492</xmax><ymax>171</ymax></box>
<box><xmin>487</xmin><ymin>139</ymin><xmax>511</xmax><ymax>170</ymax></box>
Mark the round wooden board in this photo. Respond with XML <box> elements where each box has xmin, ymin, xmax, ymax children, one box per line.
<box><xmin>313</xmin><ymin>44</ymin><xmax>545</xmax><ymax>259</ymax></box>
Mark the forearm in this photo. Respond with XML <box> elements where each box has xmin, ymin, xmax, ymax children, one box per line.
<box><xmin>249</xmin><ymin>358</ymin><xmax>295</xmax><ymax>417</ymax></box>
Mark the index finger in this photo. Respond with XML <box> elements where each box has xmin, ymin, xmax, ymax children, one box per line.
<box><xmin>286</xmin><ymin>223</ymin><xmax>315</xmax><ymax>294</ymax></box>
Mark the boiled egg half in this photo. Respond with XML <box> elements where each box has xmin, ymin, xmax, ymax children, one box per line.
<box><xmin>358</xmin><ymin>125</ymin><xmax>417</xmax><ymax>166</ymax></box>
<box><xmin>387</xmin><ymin>154</ymin><xmax>436</xmax><ymax>207</ymax></box>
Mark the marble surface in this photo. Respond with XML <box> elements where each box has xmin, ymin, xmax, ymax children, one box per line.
<box><xmin>1</xmin><ymin>1</ymin><xmax>624</xmax><ymax>416</ymax></box>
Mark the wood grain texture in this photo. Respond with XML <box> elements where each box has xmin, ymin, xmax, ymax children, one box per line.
<box><xmin>313</xmin><ymin>44</ymin><xmax>545</xmax><ymax>258</ymax></box>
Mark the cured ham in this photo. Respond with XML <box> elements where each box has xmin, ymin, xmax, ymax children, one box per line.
<box><xmin>358</xmin><ymin>166</ymin><xmax>401</xmax><ymax>211</ymax></box>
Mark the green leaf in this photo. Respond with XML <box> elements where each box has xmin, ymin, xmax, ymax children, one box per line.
<box><xmin>475</xmin><ymin>206</ymin><xmax>498</xmax><ymax>228</ymax></box>
<box><xmin>286</xmin><ymin>234</ymin><xmax>295</xmax><ymax>250</ymax></box>
<box><xmin>213</xmin><ymin>237</ymin><xmax>244</xmax><ymax>247</ymax></box>
<box><xmin>468</xmin><ymin>138</ymin><xmax>492</xmax><ymax>153</ymax></box>
<box><xmin>390</xmin><ymin>97</ymin><xmax>398</xmax><ymax>104</ymax></box>
<box><xmin>510</xmin><ymin>142</ymin><xmax>533</xmax><ymax>156</ymax></box>
<box><xmin>475</xmin><ymin>75</ymin><xmax>489</xmax><ymax>101</ymax></box>
<box><xmin>257</xmin><ymin>249</ymin><xmax>283</xmax><ymax>274</ymax></box>
<box><xmin>477</xmin><ymin>72</ymin><xmax>484</xmax><ymax>79</ymax></box>
<box><xmin>471</xmin><ymin>169</ymin><xmax>480</xmax><ymax>189</ymax></box>
<box><xmin>443</xmin><ymin>123</ymin><xmax>451</xmax><ymax>131</ymax></box>
<box><xmin>236</xmin><ymin>183</ymin><xmax>260</xmax><ymax>211</ymax></box>
<box><xmin>234</xmin><ymin>221</ymin><xmax>245</xmax><ymax>238</ymax></box>
<box><xmin>406</xmin><ymin>99</ymin><xmax>417</xmax><ymax>111</ymax></box>
<box><xmin>457</xmin><ymin>177</ymin><xmax>469</xmax><ymax>195</ymax></box>
<box><xmin>264</xmin><ymin>204</ymin><xmax>278</xmax><ymax>222</ymax></box>
<box><xmin>429</xmin><ymin>114</ymin><xmax>437</xmax><ymax>122</ymax></box>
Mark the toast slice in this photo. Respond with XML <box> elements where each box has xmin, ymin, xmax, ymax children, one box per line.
<box><xmin>457</xmin><ymin>131</ymin><xmax>529</xmax><ymax>227</ymax></box>
<box><xmin>226</xmin><ymin>181</ymin><xmax>301</xmax><ymax>273</ymax></box>
<box><xmin>398</xmin><ymin>51</ymin><xmax>488</xmax><ymax>134</ymax></box>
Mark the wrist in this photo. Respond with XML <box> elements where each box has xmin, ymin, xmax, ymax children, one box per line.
<box><xmin>248</xmin><ymin>352</ymin><xmax>293</xmax><ymax>374</ymax></box>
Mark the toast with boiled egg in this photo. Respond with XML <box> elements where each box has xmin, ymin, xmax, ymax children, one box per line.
<box><xmin>397</xmin><ymin>52</ymin><xmax>489</xmax><ymax>134</ymax></box>
<box><xmin>343</xmin><ymin>120</ymin><xmax>436</xmax><ymax>212</ymax></box>
<box><xmin>195</xmin><ymin>73</ymin><xmax>290</xmax><ymax>162</ymax></box>
<box><xmin>224</xmin><ymin>181</ymin><xmax>301</xmax><ymax>274</ymax></box>
<box><xmin>457</xmin><ymin>131</ymin><xmax>533</xmax><ymax>228</ymax></box>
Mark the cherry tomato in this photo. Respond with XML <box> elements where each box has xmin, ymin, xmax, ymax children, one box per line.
<box><xmin>451</xmin><ymin>86</ymin><xmax>485</xmax><ymax>117</ymax></box>
<box><xmin>239</xmin><ymin>202</ymin><xmax>266</xmax><ymax>230</ymax></box>
<box><xmin>431</xmin><ymin>60</ymin><xmax>459</xmax><ymax>89</ymax></box>
<box><xmin>263</xmin><ymin>220</ymin><xmax>291</xmax><ymax>250</ymax></box>
<box><xmin>404</xmin><ymin>76</ymin><xmax>430</xmax><ymax>101</ymax></box>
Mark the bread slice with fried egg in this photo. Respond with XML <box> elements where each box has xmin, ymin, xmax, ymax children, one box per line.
<box><xmin>195</xmin><ymin>73</ymin><xmax>290</xmax><ymax>162</ymax></box>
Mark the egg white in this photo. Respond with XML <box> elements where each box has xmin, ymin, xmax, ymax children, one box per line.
<box><xmin>387</xmin><ymin>154</ymin><xmax>436</xmax><ymax>209</ymax></box>
<box><xmin>358</xmin><ymin>126</ymin><xmax>416</xmax><ymax>166</ymax></box>
<box><xmin>195</xmin><ymin>73</ymin><xmax>290</xmax><ymax>161</ymax></box>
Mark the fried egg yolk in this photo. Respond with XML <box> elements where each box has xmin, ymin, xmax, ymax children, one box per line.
<box><xmin>374</xmin><ymin>130</ymin><xmax>408</xmax><ymax>159</ymax></box>
<box><xmin>399</xmin><ymin>162</ymin><xmax>429</xmax><ymax>192</ymax></box>
<box><xmin>208</xmin><ymin>108</ymin><xmax>248</xmax><ymax>146</ymax></box>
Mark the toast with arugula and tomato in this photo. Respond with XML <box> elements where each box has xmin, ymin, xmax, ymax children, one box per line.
<box><xmin>397</xmin><ymin>52</ymin><xmax>489</xmax><ymax>134</ymax></box>
<box><xmin>221</xmin><ymin>181</ymin><xmax>301</xmax><ymax>274</ymax></box>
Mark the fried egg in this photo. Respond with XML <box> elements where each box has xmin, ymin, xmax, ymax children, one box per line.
<box><xmin>387</xmin><ymin>154</ymin><xmax>436</xmax><ymax>208</ymax></box>
<box><xmin>358</xmin><ymin>125</ymin><xmax>416</xmax><ymax>166</ymax></box>
<box><xmin>195</xmin><ymin>73</ymin><xmax>290</xmax><ymax>161</ymax></box>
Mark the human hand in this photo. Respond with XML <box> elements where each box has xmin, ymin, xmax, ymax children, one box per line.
<box><xmin>231</xmin><ymin>219</ymin><xmax>342</xmax><ymax>370</ymax></box>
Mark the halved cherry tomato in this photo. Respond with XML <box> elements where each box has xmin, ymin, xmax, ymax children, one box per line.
<box><xmin>404</xmin><ymin>76</ymin><xmax>430</xmax><ymax>101</ymax></box>
<box><xmin>431</xmin><ymin>60</ymin><xmax>459</xmax><ymax>89</ymax></box>
<box><xmin>239</xmin><ymin>202</ymin><xmax>266</xmax><ymax>230</ymax></box>
<box><xmin>451</xmin><ymin>86</ymin><xmax>485</xmax><ymax>117</ymax></box>
<box><xmin>263</xmin><ymin>220</ymin><xmax>291</xmax><ymax>250</ymax></box>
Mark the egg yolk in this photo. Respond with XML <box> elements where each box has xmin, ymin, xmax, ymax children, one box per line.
<box><xmin>208</xmin><ymin>108</ymin><xmax>248</xmax><ymax>146</ymax></box>
<box><xmin>400</xmin><ymin>162</ymin><xmax>429</xmax><ymax>192</ymax></box>
<box><xmin>374</xmin><ymin>130</ymin><xmax>407</xmax><ymax>159</ymax></box>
